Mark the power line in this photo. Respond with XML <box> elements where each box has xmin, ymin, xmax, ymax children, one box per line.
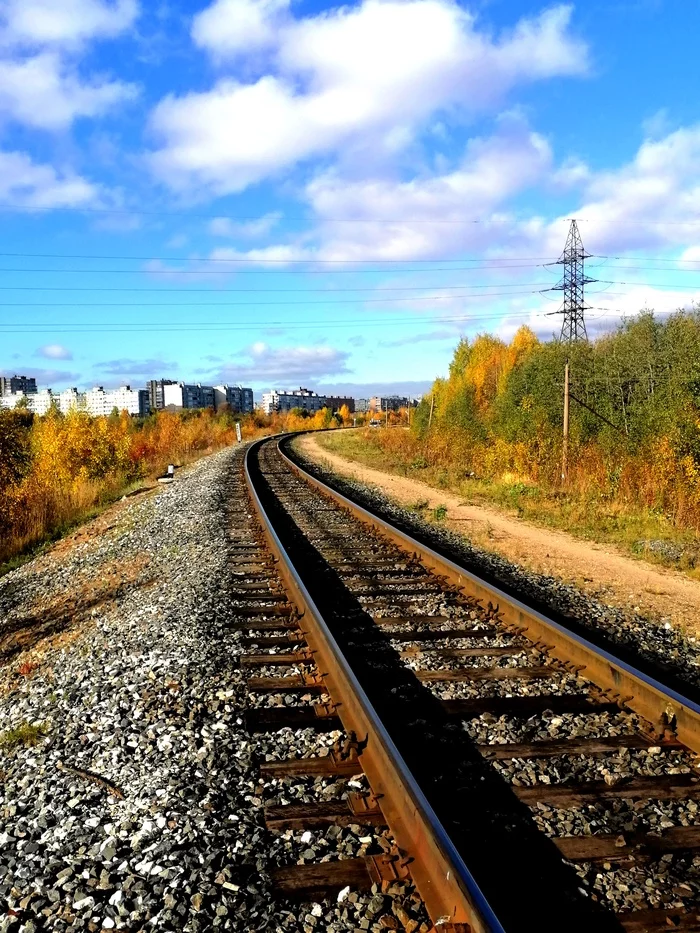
<box><xmin>0</xmin><ymin>310</ymin><xmax>545</xmax><ymax>333</ymax></box>
<box><xmin>0</xmin><ymin>251</ymin><xmax>553</xmax><ymax>264</ymax></box>
<box><xmin>0</xmin><ymin>266</ymin><xmax>695</xmax><ymax>293</ymax></box>
<box><xmin>0</xmin><ymin>265</ymin><xmax>552</xmax><ymax>275</ymax></box>
<box><xmin>0</xmin><ymin>250</ymin><xmax>698</xmax><ymax>267</ymax></box>
<box><xmin>0</xmin><ymin>288</ymin><xmax>548</xmax><ymax>308</ymax></box>
<box><xmin>3</xmin><ymin>203</ymin><xmax>700</xmax><ymax>225</ymax></box>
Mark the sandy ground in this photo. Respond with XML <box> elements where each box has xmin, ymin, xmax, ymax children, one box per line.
<box><xmin>299</xmin><ymin>433</ymin><xmax>700</xmax><ymax>633</ymax></box>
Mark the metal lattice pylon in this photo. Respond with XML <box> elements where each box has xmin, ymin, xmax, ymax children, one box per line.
<box><xmin>552</xmin><ymin>219</ymin><xmax>595</xmax><ymax>343</ymax></box>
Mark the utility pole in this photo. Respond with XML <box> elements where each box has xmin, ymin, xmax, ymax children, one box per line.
<box><xmin>385</xmin><ymin>399</ymin><xmax>389</xmax><ymax>428</ymax></box>
<box><xmin>550</xmin><ymin>219</ymin><xmax>594</xmax><ymax>484</ymax></box>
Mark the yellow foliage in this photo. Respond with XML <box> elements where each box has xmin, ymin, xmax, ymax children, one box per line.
<box><xmin>0</xmin><ymin>406</ymin><xmax>339</xmax><ymax>564</ymax></box>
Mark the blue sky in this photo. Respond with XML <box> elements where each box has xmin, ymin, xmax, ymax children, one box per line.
<box><xmin>1</xmin><ymin>0</ymin><xmax>700</xmax><ymax>396</ymax></box>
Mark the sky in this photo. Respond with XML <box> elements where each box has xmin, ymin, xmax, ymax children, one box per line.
<box><xmin>1</xmin><ymin>0</ymin><xmax>700</xmax><ymax>397</ymax></box>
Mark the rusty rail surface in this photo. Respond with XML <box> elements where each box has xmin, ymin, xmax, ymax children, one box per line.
<box><xmin>244</xmin><ymin>438</ymin><xmax>506</xmax><ymax>933</ymax></box>
<box><xmin>277</xmin><ymin>434</ymin><xmax>700</xmax><ymax>756</ymax></box>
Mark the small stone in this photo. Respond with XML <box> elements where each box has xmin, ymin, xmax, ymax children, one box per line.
<box><xmin>191</xmin><ymin>893</ymin><xmax>203</xmax><ymax>911</ymax></box>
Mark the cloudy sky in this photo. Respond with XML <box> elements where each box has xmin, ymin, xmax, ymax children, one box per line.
<box><xmin>1</xmin><ymin>0</ymin><xmax>699</xmax><ymax>395</ymax></box>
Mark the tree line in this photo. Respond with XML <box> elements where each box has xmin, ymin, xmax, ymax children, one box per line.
<box><xmin>406</xmin><ymin>308</ymin><xmax>700</xmax><ymax>528</ymax></box>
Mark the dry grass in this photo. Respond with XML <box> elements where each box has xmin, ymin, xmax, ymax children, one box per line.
<box><xmin>0</xmin><ymin>721</ymin><xmax>47</xmax><ymax>751</ymax></box>
<box><xmin>317</xmin><ymin>428</ymin><xmax>700</xmax><ymax>573</ymax></box>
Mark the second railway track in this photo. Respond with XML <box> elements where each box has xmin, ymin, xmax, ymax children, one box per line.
<box><xmin>242</xmin><ymin>433</ymin><xmax>700</xmax><ymax>932</ymax></box>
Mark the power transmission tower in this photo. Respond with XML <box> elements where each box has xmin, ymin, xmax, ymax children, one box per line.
<box><xmin>552</xmin><ymin>219</ymin><xmax>595</xmax><ymax>343</ymax></box>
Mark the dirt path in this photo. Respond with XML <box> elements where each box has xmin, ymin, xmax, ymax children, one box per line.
<box><xmin>298</xmin><ymin>433</ymin><xmax>700</xmax><ymax>633</ymax></box>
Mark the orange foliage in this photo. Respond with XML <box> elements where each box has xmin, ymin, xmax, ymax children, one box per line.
<box><xmin>0</xmin><ymin>406</ymin><xmax>337</xmax><ymax>565</ymax></box>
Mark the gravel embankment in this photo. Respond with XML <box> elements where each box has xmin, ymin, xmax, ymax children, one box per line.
<box><xmin>0</xmin><ymin>445</ymin><xmax>427</xmax><ymax>933</ymax></box>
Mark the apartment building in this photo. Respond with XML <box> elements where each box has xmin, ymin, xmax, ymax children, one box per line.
<box><xmin>84</xmin><ymin>386</ymin><xmax>150</xmax><ymax>417</ymax></box>
<box><xmin>0</xmin><ymin>385</ymin><xmax>148</xmax><ymax>416</ymax></box>
<box><xmin>0</xmin><ymin>375</ymin><xmax>37</xmax><ymax>396</ymax></box>
<box><xmin>146</xmin><ymin>378</ymin><xmax>177</xmax><ymax>412</ymax></box>
<box><xmin>162</xmin><ymin>382</ymin><xmax>216</xmax><ymax>410</ymax></box>
<box><xmin>213</xmin><ymin>385</ymin><xmax>254</xmax><ymax>413</ymax></box>
<box><xmin>261</xmin><ymin>387</ymin><xmax>327</xmax><ymax>415</ymax></box>
<box><xmin>326</xmin><ymin>395</ymin><xmax>355</xmax><ymax>413</ymax></box>
<box><xmin>369</xmin><ymin>395</ymin><xmax>410</xmax><ymax>412</ymax></box>
<box><xmin>0</xmin><ymin>389</ymin><xmax>54</xmax><ymax>414</ymax></box>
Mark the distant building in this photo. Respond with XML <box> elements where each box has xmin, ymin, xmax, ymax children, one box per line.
<box><xmin>1</xmin><ymin>386</ymin><xmax>148</xmax><ymax>416</ymax></box>
<box><xmin>84</xmin><ymin>385</ymin><xmax>149</xmax><ymax>417</ymax></box>
<box><xmin>162</xmin><ymin>382</ymin><xmax>216</xmax><ymax>410</ymax></box>
<box><xmin>262</xmin><ymin>387</ymin><xmax>327</xmax><ymax>415</ymax></box>
<box><xmin>59</xmin><ymin>388</ymin><xmax>82</xmax><ymax>412</ymax></box>
<box><xmin>213</xmin><ymin>385</ymin><xmax>254</xmax><ymax>414</ymax></box>
<box><xmin>146</xmin><ymin>378</ymin><xmax>177</xmax><ymax>412</ymax></box>
<box><xmin>0</xmin><ymin>375</ymin><xmax>37</xmax><ymax>396</ymax></box>
<box><xmin>0</xmin><ymin>390</ymin><xmax>55</xmax><ymax>414</ymax></box>
<box><xmin>369</xmin><ymin>395</ymin><xmax>411</xmax><ymax>413</ymax></box>
<box><xmin>355</xmin><ymin>398</ymin><xmax>370</xmax><ymax>413</ymax></box>
<box><xmin>326</xmin><ymin>395</ymin><xmax>355</xmax><ymax>414</ymax></box>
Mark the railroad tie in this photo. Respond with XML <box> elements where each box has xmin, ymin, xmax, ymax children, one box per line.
<box><xmin>264</xmin><ymin>793</ymin><xmax>383</xmax><ymax>831</ymax></box>
<box><xmin>441</xmin><ymin>693</ymin><xmax>621</xmax><ymax>718</ymax></box>
<box><xmin>555</xmin><ymin>826</ymin><xmax>700</xmax><ymax>863</ymax></box>
<box><xmin>269</xmin><ymin>854</ymin><xmax>410</xmax><ymax>900</ymax></box>
<box><xmin>247</xmin><ymin>675</ymin><xmax>325</xmax><ymax>693</ymax></box>
<box><xmin>478</xmin><ymin>734</ymin><xmax>683</xmax><ymax>760</ymax></box>
<box><xmin>415</xmin><ymin>664</ymin><xmax>556</xmax><ymax>683</ymax></box>
<box><xmin>260</xmin><ymin>751</ymin><xmax>362</xmax><ymax>779</ymax></box>
<box><xmin>513</xmin><ymin>773</ymin><xmax>700</xmax><ymax>806</ymax></box>
<box><xmin>239</xmin><ymin>652</ymin><xmax>311</xmax><ymax>667</ymax></box>
<box><xmin>615</xmin><ymin>907</ymin><xmax>700</xmax><ymax>932</ymax></box>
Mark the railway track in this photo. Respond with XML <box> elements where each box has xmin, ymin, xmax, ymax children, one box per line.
<box><xmin>240</xmin><ymin>434</ymin><xmax>700</xmax><ymax>933</ymax></box>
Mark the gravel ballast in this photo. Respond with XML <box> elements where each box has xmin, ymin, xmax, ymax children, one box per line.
<box><xmin>0</xmin><ymin>445</ymin><xmax>428</xmax><ymax>933</ymax></box>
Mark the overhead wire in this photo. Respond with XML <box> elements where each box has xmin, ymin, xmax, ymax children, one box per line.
<box><xmin>0</xmin><ymin>309</ymin><xmax>548</xmax><ymax>333</ymax></box>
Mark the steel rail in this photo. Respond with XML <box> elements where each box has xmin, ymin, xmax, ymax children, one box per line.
<box><xmin>278</xmin><ymin>434</ymin><xmax>700</xmax><ymax>756</ymax></box>
<box><xmin>244</xmin><ymin>437</ymin><xmax>506</xmax><ymax>933</ymax></box>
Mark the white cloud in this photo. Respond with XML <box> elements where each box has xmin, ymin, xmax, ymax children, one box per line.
<box><xmin>0</xmin><ymin>149</ymin><xmax>99</xmax><ymax>206</ymax></box>
<box><xmin>493</xmin><ymin>285</ymin><xmax>700</xmax><ymax>345</ymax></box>
<box><xmin>288</xmin><ymin>120</ymin><xmax>700</xmax><ymax>265</ymax></box>
<box><xmin>0</xmin><ymin>366</ymin><xmax>81</xmax><ymax>385</ymax></box>
<box><xmin>192</xmin><ymin>0</ymin><xmax>288</xmax><ymax>58</ymax></box>
<box><xmin>96</xmin><ymin>357</ymin><xmax>177</xmax><ymax>376</ymax></box>
<box><xmin>642</xmin><ymin>108</ymin><xmax>672</xmax><ymax>140</ymax></box>
<box><xmin>305</xmin><ymin>116</ymin><xmax>552</xmax><ymax>261</ymax></box>
<box><xmin>213</xmin><ymin>341</ymin><xmax>350</xmax><ymax>384</ymax></box>
<box><xmin>536</xmin><ymin>123</ymin><xmax>700</xmax><ymax>257</ymax></box>
<box><xmin>190</xmin><ymin>116</ymin><xmax>555</xmax><ymax>267</ymax></box>
<box><xmin>0</xmin><ymin>0</ymin><xmax>138</xmax><ymax>48</ymax></box>
<box><xmin>0</xmin><ymin>51</ymin><xmax>136</xmax><ymax>129</ymax></box>
<box><xmin>149</xmin><ymin>1</ymin><xmax>587</xmax><ymax>193</ymax></box>
<box><xmin>381</xmin><ymin>329</ymin><xmax>456</xmax><ymax>347</ymax></box>
<box><xmin>37</xmin><ymin>344</ymin><xmax>73</xmax><ymax>360</ymax></box>
<box><xmin>208</xmin><ymin>211</ymin><xmax>281</xmax><ymax>238</ymax></box>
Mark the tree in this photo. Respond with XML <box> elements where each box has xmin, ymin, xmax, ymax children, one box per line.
<box><xmin>0</xmin><ymin>411</ymin><xmax>32</xmax><ymax>487</ymax></box>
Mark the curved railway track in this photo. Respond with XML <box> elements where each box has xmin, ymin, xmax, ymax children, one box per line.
<box><xmin>240</xmin><ymin>433</ymin><xmax>700</xmax><ymax>933</ymax></box>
